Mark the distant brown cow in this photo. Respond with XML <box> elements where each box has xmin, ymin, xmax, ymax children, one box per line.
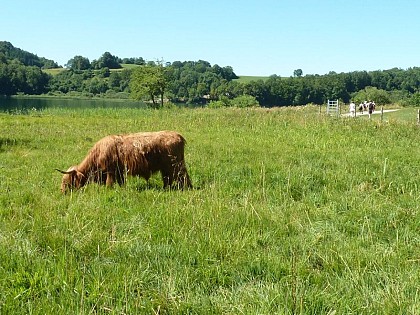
<box><xmin>56</xmin><ymin>131</ymin><xmax>192</xmax><ymax>193</ymax></box>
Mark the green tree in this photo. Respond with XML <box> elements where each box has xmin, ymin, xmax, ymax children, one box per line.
<box><xmin>92</xmin><ymin>52</ymin><xmax>121</xmax><ymax>69</ymax></box>
<box><xmin>108</xmin><ymin>71</ymin><xmax>122</xmax><ymax>91</ymax></box>
<box><xmin>86</xmin><ymin>77</ymin><xmax>108</xmax><ymax>95</ymax></box>
<box><xmin>122</xmin><ymin>57</ymin><xmax>145</xmax><ymax>65</ymax></box>
<box><xmin>221</xmin><ymin>65</ymin><xmax>238</xmax><ymax>80</ymax></box>
<box><xmin>293</xmin><ymin>69</ymin><xmax>303</xmax><ymax>77</ymax></box>
<box><xmin>243</xmin><ymin>80</ymin><xmax>269</xmax><ymax>106</ymax></box>
<box><xmin>130</xmin><ymin>64</ymin><xmax>167</xmax><ymax>108</ymax></box>
<box><xmin>97</xmin><ymin>67</ymin><xmax>110</xmax><ymax>78</ymax></box>
<box><xmin>66</xmin><ymin>55</ymin><xmax>91</xmax><ymax>70</ymax></box>
<box><xmin>24</xmin><ymin>66</ymin><xmax>50</xmax><ymax>94</ymax></box>
<box><xmin>352</xmin><ymin>86</ymin><xmax>391</xmax><ymax>105</ymax></box>
<box><xmin>0</xmin><ymin>62</ymin><xmax>15</xmax><ymax>95</ymax></box>
<box><xmin>407</xmin><ymin>92</ymin><xmax>420</xmax><ymax>106</ymax></box>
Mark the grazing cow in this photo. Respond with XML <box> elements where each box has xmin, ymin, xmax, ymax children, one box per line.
<box><xmin>56</xmin><ymin>131</ymin><xmax>192</xmax><ymax>193</ymax></box>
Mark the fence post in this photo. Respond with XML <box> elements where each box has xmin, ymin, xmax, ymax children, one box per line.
<box><xmin>417</xmin><ymin>109</ymin><xmax>420</xmax><ymax>125</ymax></box>
<box><xmin>381</xmin><ymin>106</ymin><xmax>384</xmax><ymax>122</ymax></box>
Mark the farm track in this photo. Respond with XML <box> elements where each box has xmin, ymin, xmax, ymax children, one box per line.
<box><xmin>342</xmin><ymin>109</ymin><xmax>399</xmax><ymax>117</ymax></box>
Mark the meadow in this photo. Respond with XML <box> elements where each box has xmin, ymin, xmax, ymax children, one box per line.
<box><xmin>234</xmin><ymin>75</ymin><xmax>269</xmax><ymax>83</ymax></box>
<box><xmin>0</xmin><ymin>105</ymin><xmax>419</xmax><ymax>314</ymax></box>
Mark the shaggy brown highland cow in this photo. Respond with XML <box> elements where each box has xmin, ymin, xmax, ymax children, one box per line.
<box><xmin>57</xmin><ymin>131</ymin><xmax>192</xmax><ymax>193</ymax></box>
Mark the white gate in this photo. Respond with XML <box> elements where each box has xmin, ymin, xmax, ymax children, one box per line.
<box><xmin>327</xmin><ymin>99</ymin><xmax>339</xmax><ymax>116</ymax></box>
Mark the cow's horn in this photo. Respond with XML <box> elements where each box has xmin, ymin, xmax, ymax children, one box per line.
<box><xmin>55</xmin><ymin>168</ymin><xmax>73</xmax><ymax>174</ymax></box>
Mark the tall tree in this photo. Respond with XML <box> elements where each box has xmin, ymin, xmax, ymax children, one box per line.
<box><xmin>130</xmin><ymin>64</ymin><xmax>167</xmax><ymax>108</ymax></box>
<box><xmin>293</xmin><ymin>69</ymin><xmax>303</xmax><ymax>77</ymax></box>
<box><xmin>66</xmin><ymin>55</ymin><xmax>91</xmax><ymax>70</ymax></box>
<box><xmin>92</xmin><ymin>52</ymin><xmax>121</xmax><ymax>69</ymax></box>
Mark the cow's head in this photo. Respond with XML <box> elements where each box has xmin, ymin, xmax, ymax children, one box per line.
<box><xmin>56</xmin><ymin>166</ymin><xmax>85</xmax><ymax>193</ymax></box>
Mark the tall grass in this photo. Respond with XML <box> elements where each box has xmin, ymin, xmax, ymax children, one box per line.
<box><xmin>0</xmin><ymin>106</ymin><xmax>419</xmax><ymax>314</ymax></box>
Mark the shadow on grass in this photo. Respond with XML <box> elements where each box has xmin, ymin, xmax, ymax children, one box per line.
<box><xmin>134</xmin><ymin>181</ymin><xmax>200</xmax><ymax>192</ymax></box>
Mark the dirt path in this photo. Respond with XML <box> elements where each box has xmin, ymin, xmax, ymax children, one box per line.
<box><xmin>342</xmin><ymin>109</ymin><xmax>399</xmax><ymax>117</ymax></box>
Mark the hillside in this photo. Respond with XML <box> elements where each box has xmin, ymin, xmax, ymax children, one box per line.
<box><xmin>2</xmin><ymin>41</ymin><xmax>420</xmax><ymax>108</ymax></box>
<box><xmin>0</xmin><ymin>41</ymin><xmax>58</xmax><ymax>68</ymax></box>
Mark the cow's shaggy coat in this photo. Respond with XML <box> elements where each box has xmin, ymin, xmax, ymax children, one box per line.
<box><xmin>57</xmin><ymin>131</ymin><xmax>192</xmax><ymax>193</ymax></box>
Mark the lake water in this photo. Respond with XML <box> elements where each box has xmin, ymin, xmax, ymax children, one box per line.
<box><xmin>0</xmin><ymin>97</ymin><xmax>147</xmax><ymax>112</ymax></box>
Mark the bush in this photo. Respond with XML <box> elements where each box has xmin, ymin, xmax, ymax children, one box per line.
<box><xmin>231</xmin><ymin>95</ymin><xmax>260</xmax><ymax>108</ymax></box>
<box><xmin>208</xmin><ymin>95</ymin><xmax>231</xmax><ymax>108</ymax></box>
<box><xmin>352</xmin><ymin>86</ymin><xmax>391</xmax><ymax>105</ymax></box>
<box><xmin>208</xmin><ymin>95</ymin><xmax>260</xmax><ymax>108</ymax></box>
<box><xmin>207</xmin><ymin>100</ymin><xmax>225</xmax><ymax>108</ymax></box>
<box><xmin>405</xmin><ymin>92</ymin><xmax>420</xmax><ymax>106</ymax></box>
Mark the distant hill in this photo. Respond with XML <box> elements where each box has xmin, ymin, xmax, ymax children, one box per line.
<box><xmin>0</xmin><ymin>41</ymin><xmax>59</xmax><ymax>69</ymax></box>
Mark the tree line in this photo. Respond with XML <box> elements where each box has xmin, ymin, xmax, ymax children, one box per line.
<box><xmin>1</xmin><ymin>41</ymin><xmax>420</xmax><ymax>107</ymax></box>
<box><xmin>130</xmin><ymin>64</ymin><xmax>420</xmax><ymax>107</ymax></box>
<box><xmin>0</xmin><ymin>41</ymin><xmax>58</xmax><ymax>69</ymax></box>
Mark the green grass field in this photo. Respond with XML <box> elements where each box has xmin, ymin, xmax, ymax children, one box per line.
<box><xmin>42</xmin><ymin>68</ymin><xmax>66</xmax><ymax>75</ymax></box>
<box><xmin>235</xmin><ymin>75</ymin><xmax>269</xmax><ymax>83</ymax></box>
<box><xmin>43</xmin><ymin>64</ymin><xmax>139</xmax><ymax>76</ymax></box>
<box><xmin>1</xmin><ymin>106</ymin><xmax>419</xmax><ymax>314</ymax></box>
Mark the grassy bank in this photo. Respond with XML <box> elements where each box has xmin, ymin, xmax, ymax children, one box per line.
<box><xmin>0</xmin><ymin>106</ymin><xmax>419</xmax><ymax>314</ymax></box>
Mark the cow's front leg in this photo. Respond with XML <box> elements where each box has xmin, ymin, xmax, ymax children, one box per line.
<box><xmin>106</xmin><ymin>172</ymin><xmax>115</xmax><ymax>187</ymax></box>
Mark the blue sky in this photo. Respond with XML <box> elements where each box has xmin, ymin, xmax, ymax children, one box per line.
<box><xmin>1</xmin><ymin>0</ymin><xmax>419</xmax><ymax>76</ymax></box>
